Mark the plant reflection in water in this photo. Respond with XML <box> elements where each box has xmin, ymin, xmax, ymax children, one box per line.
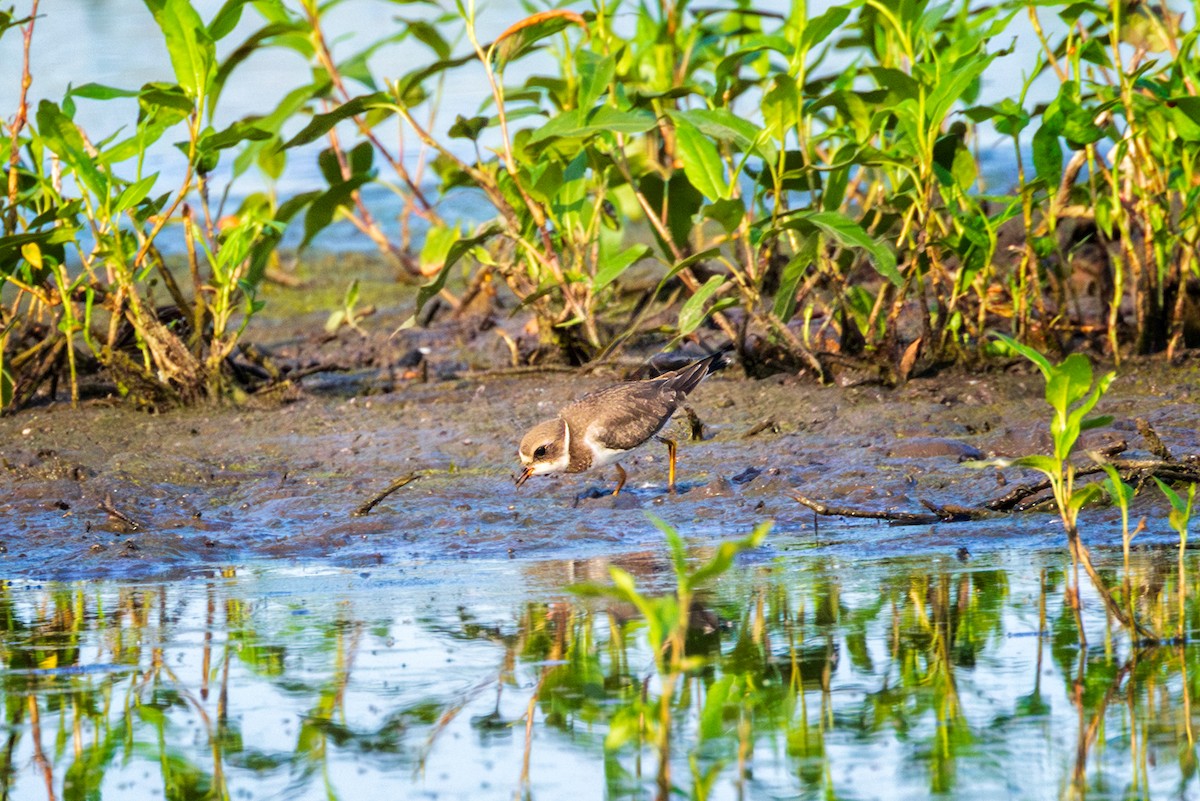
<box><xmin>1</xmin><ymin>538</ymin><xmax>1198</xmax><ymax>800</ymax></box>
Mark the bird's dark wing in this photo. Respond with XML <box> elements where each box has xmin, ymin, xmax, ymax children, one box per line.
<box><xmin>562</xmin><ymin>381</ymin><xmax>681</xmax><ymax>451</ymax></box>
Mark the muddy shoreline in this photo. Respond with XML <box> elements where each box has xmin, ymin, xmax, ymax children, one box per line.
<box><xmin>3</xmin><ymin>350</ymin><xmax>1199</xmax><ymax>580</ymax></box>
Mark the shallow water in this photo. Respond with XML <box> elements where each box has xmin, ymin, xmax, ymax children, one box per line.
<box><xmin>2</xmin><ymin>545</ymin><xmax>1198</xmax><ymax>801</ymax></box>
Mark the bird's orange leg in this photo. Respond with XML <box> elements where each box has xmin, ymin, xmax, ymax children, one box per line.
<box><xmin>612</xmin><ymin>463</ymin><xmax>627</xmax><ymax>496</ymax></box>
<box><xmin>657</xmin><ymin>436</ymin><xmax>677</xmax><ymax>493</ymax></box>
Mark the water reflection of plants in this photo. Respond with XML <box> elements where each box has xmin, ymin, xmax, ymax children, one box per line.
<box><xmin>6</xmin><ymin>549</ymin><xmax>1200</xmax><ymax>799</ymax></box>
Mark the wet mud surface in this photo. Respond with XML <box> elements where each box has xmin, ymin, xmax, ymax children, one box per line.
<box><xmin>2</xmin><ymin>357</ymin><xmax>1200</xmax><ymax>580</ymax></box>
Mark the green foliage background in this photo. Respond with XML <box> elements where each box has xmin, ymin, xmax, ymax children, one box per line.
<box><xmin>1</xmin><ymin>0</ymin><xmax>1198</xmax><ymax>411</ymax></box>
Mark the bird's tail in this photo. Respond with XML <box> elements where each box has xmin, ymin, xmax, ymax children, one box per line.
<box><xmin>662</xmin><ymin>345</ymin><xmax>733</xmax><ymax>395</ymax></box>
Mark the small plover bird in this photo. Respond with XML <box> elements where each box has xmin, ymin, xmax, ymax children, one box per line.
<box><xmin>515</xmin><ymin>349</ymin><xmax>731</xmax><ymax>494</ymax></box>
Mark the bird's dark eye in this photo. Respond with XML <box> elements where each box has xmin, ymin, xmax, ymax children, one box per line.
<box><xmin>533</xmin><ymin>445</ymin><xmax>548</xmax><ymax>458</ymax></box>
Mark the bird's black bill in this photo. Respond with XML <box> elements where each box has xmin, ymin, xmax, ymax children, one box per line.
<box><xmin>515</xmin><ymin>465</ymin><xmax>534</xmax><ymax>487</ymax></box>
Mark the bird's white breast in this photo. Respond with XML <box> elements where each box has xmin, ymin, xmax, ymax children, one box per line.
<box><xmin>583</xmin><ymin>424</ymin><xmax>631</xmax><ymax>468</ymax></box>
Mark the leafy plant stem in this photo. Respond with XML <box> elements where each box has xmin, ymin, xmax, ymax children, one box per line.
<box><xmin>4</xmin><ymin>0</ymin><xmax>38</xmax><ymax>236</ymax></box>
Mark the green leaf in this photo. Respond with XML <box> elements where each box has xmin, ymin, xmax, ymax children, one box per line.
<box><xmin>448</xmin><ymin>114</ymin><xmax>488</xmax><ymax>141</ymax></box>
<box><xmin>301</xmin><ymin>175</ymin><xmax>371</xmax><ymax>250</ymax></box>
<box><xmin>208</xmin><ymin>0</ymin><xmax>252</xmax><ymax>41</ymax></box>
<box><xmin>114</xmin><ymin>174</ymin><xmax>159</xmax><ymax>214</ymax></box>
<box><xmin>677</xmin><ymin>274</ymin><xmax>726</xmax><ymax>337</ymax></box>
<box><xmin>704</xmin><ymin>197</ymin><xmax>745</xmax><ymax>233</ymax></box>
<box><xmin>145</xmin><ymin>0</ymin><xmax>215</xmax><ymax>102</ymax></box>
<box><xmin>1032</xmin><ymin>123</ymin><xmax>1063</xmax><ymax>188</ymax></box>
<box><xmin>528</xmin><ymin>106</ymin><xmax>657</xmax><ymax>145</ymax></box>
<box><xmin>807</xmin><ymin>211</ymin><xmax>900</xmax><ymax>286</ymax></box>
<box><xmin>1154</xmin><ymin>477</ymin><xmax>1185</xmax><ymax>513</ymax></box>
<box><xmin>419</xmin><ymin>222</ymin><xmax>461</xmax><ymax>274</ymax></box>
<box><xmin>401</xmin><ymin>223</ymin><xmax>504</xmax><ymax>328</ymax></box>
<box><xmin>604</xmin><ymin>704</ymin><xmax>644</xmax><ymax>752</ymax></box>
<box><xmin>1068</xmin><ymin>483</ymin><xmax>1104</xmax><ymax>517</ymax></box>
<box><xmin>490</xmin><ymin>9</ymin><xmax>586</xmax><ymax>72</ymax></box>
<box><xmin>1045</xmin><ymin>353</ymin><xmax>1093</xmax><ymax>413</ymax></box>
<box><xmin>34</xmin><ymin>101</ymin><xmax>108</xmax><ymax>196</ymax></box>
<box><xmin>1099</xmin><ymin>464</ymin><xmax>1134</xmax><ymax>507</ymax></box>
<box><xmin>405</xmin><ymin>19</ymin><xmax>451</xmax><ymax>60</ymax></box>
<box><xmin>800</xmin><ymin>4</ymin><xmax>851</xmax><ymax>51</ymax></box>
<box><xmin>762</xmin><ymin>74</ymin><xmax>801</xmax><ymax>141</ymax></box>
<box><xmin>689</xmin><ymin>521</ymin><xmax>771</xmax><ymax>587</ymax></box>
<box><xmin>68</xmin><ymin>83</ymin><xmax>140</xmax><ymax>100</ymax></box>
<box><xmin>991</xmin><ymin>332</ymin><xmax>1054</xmax><ymax>378</ymax></box>
<box><xmin>699</xmin><ymin>676</ymin><xmax>736</xmax><ymax>740</ymax></box>
<box><xmin>282</xmin><ymin>93</ymin><xmax>390</xmax><ymax>148</ymax></box>
<box><xmin>773</xmin><ymin>235</ymin><xmax>819</xmax><ymax>322</ymax></box>
<box><xmin>1008</xmin><ymin>455</ymin><xmax>1062</xmax><ymax>477</ymax></box>
<box><xmin>674</xmin><ymin>108</ymin><xmax>773</xmax><ymax>161</ymax></box>
<box><xmin>673</xmin><ymin>116</ymin><xmax>729</xmax><ymax>201</ymax></box>
<box><xmin>577</xmin><ymin>51</ymin><xmax>615</xmax><ymax>109</ymax></box>
<box><xmin>593</xmin><ymin>244</ymin><xmax>649</xmax><ymax>291</ymax></box>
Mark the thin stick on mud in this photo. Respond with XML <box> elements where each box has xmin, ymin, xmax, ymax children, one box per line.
<box><xmin>99</xmin><ymin>494</ymin><xmax>142</xmax><ymax>532</ymax></box>
<box><xmin>352</xmin><ymin>472</ymin><xmax>420</xmax><ymax>517</ymax></box>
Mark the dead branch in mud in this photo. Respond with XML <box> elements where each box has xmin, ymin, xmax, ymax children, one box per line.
<box><xmin>791</xmin><ymin>494</ymin><xmax>989</xmax><ymax>525</ymax></box>
<box><xmin>353</xmin><ymin>472</ymin><xmax>420</xmax><ymax>517</ymax></box>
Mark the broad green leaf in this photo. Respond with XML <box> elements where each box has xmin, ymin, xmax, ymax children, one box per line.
<box><xmin>528</xmin><ymin>107</ymin><xmax>658</xmax><ymax>145</ymax></box>
<box><xmin>593</xmin><ymin>244</ymin><xmax>649</xmax><ymax>291</ymax></box>
<box><xmin>1032</xmin><ymin>123</ymin><xmax>1063</xmax><ymax>187</ymax></box>
<box><xmin>807</xmin><ymin>211</ymin><xmax>900</xmax><ymax>286</ymax></box>
<box><xmin>674</xmin><ymin>108</ymin><xmax>773</xmax><ymax>162</ymax></box>
<box><xmin>1169</xmin><ymin>96</ymin><xmax>1200</xmax><ymax>141</ymax></box>
<box><xmin>763</xmin><ymin>75</ymin><xmax>801</xmax><ymax>142</ymax></box>
<box><xmin>448</xmin><ymin>114</ymin><xmax>488</xmax><ymax>141</ymax></box>
<box><xmin>678</xmin><ymin>274</ymin><xmax>726</xmax><ymax>337</ymax></box>
<box><xmin>1045</xmin><ymin>353</ymin><xmax>1093</xmax><ymax>413</ymax></box>
<box><xmin>800</xmin><ymin>4</ymin><xmax>851</xmax><ymax>51</ymax></box>
<box><xmin>577</xmin><ymin>51</ymin><xmax>615</xmax><ymax>109</ymax></box>
<box><xmin>673</xmin><ymin>116</ymin><xmax>729</xmax><ymax>201</ymax></box>
<box><xmin>1067</xmin><ymin>483</ymin><xmax>1104</xmax><ymax>517</ymax></box>
<box><xmin>704</xmin><ymin>197</ymin><xmax>745</xmax><ymax>233</ymax></box>
<box><xmin>419</xmin><ymin>222</ymin><xmax>461</xmax><ymax>274</ymax></box>
<box><xmin>34</xmin><ymin>101</ymin><xmax>108</xmax><ymax>196</ymax></box>
<box><xmin>301</xmin><ymin>175</ymin><xmax>371</xmax><ymax>250</ymax></box>
<box><xmin>114</xmin><ymin>174</ymin><xmax>159</xmax><ymax>214</ymax></box>
<box><xmin>145</xmin><ymin>0</ymin><xmax>216</xmax><ymax>103</ymax></box>
<box><xmin>689</xmin><ymin>521</ymin><xmax>770</xmax><ymax>587</ymax></box>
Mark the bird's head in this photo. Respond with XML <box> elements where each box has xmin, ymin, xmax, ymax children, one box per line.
<box><xmin>516</xmin><ymin>418</ymin><xmax>569</xmax><ymax>486</ymax></box>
